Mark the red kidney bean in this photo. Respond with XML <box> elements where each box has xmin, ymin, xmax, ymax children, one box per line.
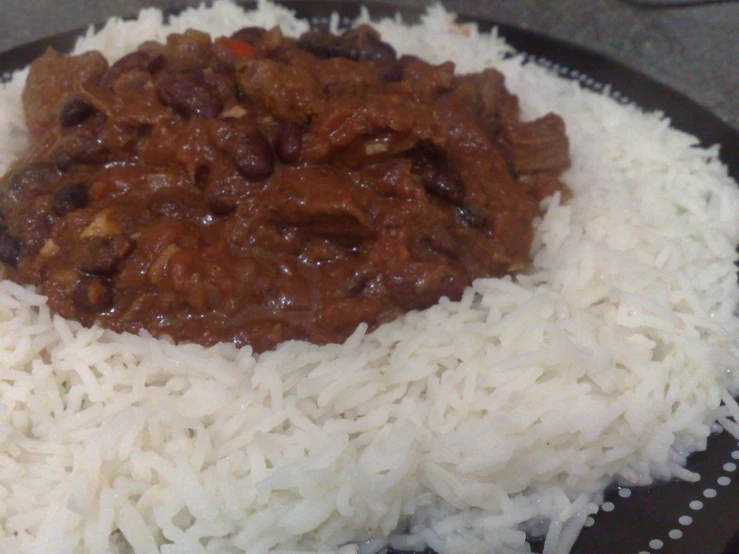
<box><xmin>7</xmin><ymin>163</ymin><xmax>60</xmax><ymax>191</ymax></box>
<box><xmin>232</xmin><ymin>130</ymin><xmax>274</xmax><ymax>180</ymax></box>
<box><xmin>295</xmin><ymin>29</ymin><xmax>349</xmax><ymax>59</ymax></box>
<box><xmin>206</xmin><ymin>192</ymin><xmax>237</xmax><ymax>216</ymax></box>
<box><xmin>297</xmin><ymin>28</ymin><xmax>397</xmax><ymax>62</ymax></box>
<box><xmin>52</xmin><ymin>182</ymin><xmax>89</xmax><ymax>216</ymax></box>
<box><xmin>457</xmin><ymin>204</ymin><xmax>487</xmax><ymax>229</ymax></box>
<box><xmin>1</xmin><ymin>163</ymin><xmax>61</xmax><ymax>219</ymax></box>
<box><xmin>54</xmin><ymin>127</ymin><xmax>109</xmax><ymax>167</ymax></box>
<box><xmin>74</xmin><ymin>236</ymin><xmax>134</xmax><ymax>275</ymax></box>
<box><xmin>101</xmin><ymin>51</ymin><xmax>151</xmax><ymax>89</ymax></box>
<box><xmin>212</xmin><ymin>123</ymin><xmax>274</xmax><ymax>181</ymax></box>
<box><xmin>412</xmin><ymin>147</ymin><xmax>465</xmax><ymax>205</ymax></box>
<box><xmin>58</xmin><ymin>98</ymin><xmax>95</xmax><ymax>127</ymax></box>
<box><xmin>426</xmin><ymin>163</ymin><xmax>465</xmax><ymax>204</ymax></box>
<box><xmin>275</xmin><ymin>121</ymin><xmax>302</xmax><ymax>164</ymax></box>
<box><xmin>353</xmin><ymin>32</ymin><xmax>397</xmax><ymax>62</ymax></box>
<box><xmin>0</xmin><ymin>227</ymin><xmax>22</xmax><ymax>267</ymax></box>
<box><xmin>156</xmin><ymin>72</ymin><xmax>222</xmax><ymax>119</ymax></box>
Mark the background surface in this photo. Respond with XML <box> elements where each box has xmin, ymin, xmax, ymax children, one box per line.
<box><xmin>5</xmin><ymin>0</ymin><xmax>739</xmax><ymax>131</ymax></box>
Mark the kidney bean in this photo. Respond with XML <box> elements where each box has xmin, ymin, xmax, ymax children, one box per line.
<box><xmin>52</xmin><ymin>182</ymin><xmax>89</xmax><ymax>217</ymax></box>
<box><xmin>71</xmin><ymin>278</ymin><xmax>114</xmax><ymax>313</ymax></box>
<box><xmin>206</xmin><ymin>192</ymin><xmax>237</xmax><ymax>216</ymax></box>
<box><xmin>275</xmin><ymin>121</ymin><xmax>302</xmax><ymax>164</ymax></box>
<box><xmin>412</xmin><ymin>147</ymin><xmax>465</xmax><ymax>205</ymax></box>
<box><xmin>8</xmin><ymin>162</ymin><xmax>60</xmax><ymax>190</ymax></box>
<box><xmin>156</xmin><ymin>72</ymin><xmax>222</xmax><ymax>119</ymax></box>
<box><xmin>233</xmin><ymin>130</ymin><xmax>274</xmax><ymax>180</ymax></box>
<box><xmin>74</xmin><ymin>236</ymin><xmax>134</xmax><ymax>275</ymax></box>
<box><xmin>353</xmin><ymin>32</ymin><xmax>397</xmax><ymax>62</ymax></box>
<box><xmin>0</xmin><ymin>227</ymin><xmax>22</xmax><ymax>267</ymax></box>
<box><xmin>2</xmin><ymin>163</ymin><xmax>61</xmax><ymax>215</ymax></box>
<box><xmin>213</xmin><ymin>123</ymin><xmax>274</xmax><ymax>181</ymax></box>
<box><xmin>295</xmin><ymin>29</ymin><xmax>344</xmax><ymax>59</ymax></box>
<box><xmin>54</xmin><ymin>128</ymin><xmax>108</xmax><ymax>167</ymax></box>
<box><xmin>457</xmin><ymin>204</ymin><xmax>487</xmax><ymax>229</ymax></box>
<box><xmin>58</xmin><ymin>98</ymin><xmax>95</xmax><ymax>127</ymax></box>
<box><xmin>100</xmin><ymin>51</ymin><xmax>154</xmax><ymax>89</ymax></box>
<box><xmin>425</xmin><ymin>163</ymin><xmax>465</xmax><ymax>204</ymax></box>
<box><xmin>297</xmin><ymin>27</ymin><xmax>396</xmax><ymax>62</ymax></box>
<box><xmin>386</xmin><ymin>261</ymin><xmax>469</xmax><ymax>311</ymax></box>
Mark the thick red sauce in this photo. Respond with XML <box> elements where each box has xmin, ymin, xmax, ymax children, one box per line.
<box><xmin>0</xmin><ymin>25</ymin><xmax>570</xmax><ymax>352</ymax></box>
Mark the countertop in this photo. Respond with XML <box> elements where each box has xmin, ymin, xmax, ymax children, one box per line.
<box><xmin>6</xmin><ymin>0</ymin><xmax>739</xmax><ymax>132</ymax></box>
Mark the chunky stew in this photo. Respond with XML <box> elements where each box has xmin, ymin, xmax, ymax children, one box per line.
<box><xmin>0</xmin><ymin>24</ymin><xmax>570</xmax><ymax>352</ymax></box>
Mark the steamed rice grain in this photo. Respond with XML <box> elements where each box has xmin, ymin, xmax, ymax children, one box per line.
<box><xmin>0</xmin><ymin>2</ymin><xmax>738</xmax><ymax>553</ymax></box>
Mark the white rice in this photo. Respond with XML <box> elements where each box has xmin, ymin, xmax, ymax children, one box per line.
<box><xmin>0</xmin><ymin>2</ymin><xmax>738</xmax><ymax>553</ymax></box>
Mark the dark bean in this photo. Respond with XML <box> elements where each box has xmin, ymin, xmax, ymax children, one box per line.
<box><xmin>2</xmin><ymin>163</ymin><xmax>61</xmax><ymax>215</ymax></box>
<box><xmin>377</xmin><ymin>61</ymin><xmax>403</xmax><ymax>83</ymax></box>
<box><xmin>54</xmin><ymin>128</ymin><xmax>108</xmax><ymax>167</ymax></box>
<box><xmin>75</xmin><ymin>236</ymin><xmax>134</xmax><ymax>275</ymax></box>
<box><xmin>211</xmin><ymin>122</ymin><xmax>274</xmax><ymax>181</ymax></box>
<box><xmin>341</xmin><ymin>26</ymin><xmax>397</xmax><ymax>61</ymax></box>
<box><xmin>8</xmin><ymin>163</ymin><xmax>60</xmax><ymax>191</ymax></box>
<box><xmin>58</xmin><ymin>98</ymin><xmax>96</xmax><ymax>128</ymax></box>
<box><xmin>156</xmin><ymin>72</ymin><xmax>222</xmax><ymax>119</ymax></box>
<box><xmin>231</xmin><ymin>130</ymin><xmax>274</xmax><ymax>181</ymax></box>
<box><xmin>207</xmin><ymin>193</ymin><xmax>237</xmax><ymax>216</ymax></box>
<box><xmin>275</xmin><ymin>122</ymin><xmax>302</xmax><ymax>164</ymax></box>
<box><xmin>101</xmin><ymin>53</ymin><xmax>145</xmax><ymax>87</ymax></box>
<box><xmin>52</xmin><ymin>183</ymin><xmax>89</xmax><ymax>217</ymax></box>
<box><xmin>0</xmin><ymin>227</ymin><xmax>22</xmax><ymax>267</ymax></box>
<box><xmin>145</xmin><ymin>54</ymin><xmax>165</xmax><ymax>75</ymax></box>
<box><xmin>194</xmin><ymin>166</ymin><xmax>210</xmax><ymax>189</ymax></box>
<box><xmin>296</xmin><ymin>29</ymin><xmax>351</xmax><ymax>59</ymax></box>
<box><xmin>71</xmin><ymin>278</ymin><xmax>114</xmax><ymax>314</ymax></box>
<box><xmin>457</xmin><ymin>204</ymin><xmax>487</xmax><ymax>229</ymax></box>
<box><xmin>101</xmin><ymin>51</ymin><xmax>162</xmax><ymax>89</ymax></box>
<box><xmin>425</xmin><ymin>164</ymin><xmax>465</xmax><ymax>204</ymax></box>
<box><xmin>297</xmin><ymin>27</ymin><xmax>396</xmax><ymax>62</ymax></box>
<box><xmin>231</xmin><ymin>27</ymin><xmax>266</xmax><ymax>45</ymax></box>
<box><xmin>354</xmin><ymin>33</ymin><xmax>397</xmax><ymax>62</ymax></box>
<box><xmin>412</xmin><ymin>147</ymin><xmax>465</xmax><ymax>205</ymax></box>
<box><xmin>386</xmin><ymin>261</ymin><xmax>469</xmax><ymax>311</ymax></box>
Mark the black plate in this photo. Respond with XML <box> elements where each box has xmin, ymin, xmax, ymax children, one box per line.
<box><xmin>1</xmin><ymin>2</ymin><xmax>738</xmax><ymax>553</ymax></box>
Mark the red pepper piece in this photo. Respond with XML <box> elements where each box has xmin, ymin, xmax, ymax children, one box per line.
<box><xmin>216</xmin><ymin>37</ymin><xmax>258</xmax><ymax>59</ymax></box>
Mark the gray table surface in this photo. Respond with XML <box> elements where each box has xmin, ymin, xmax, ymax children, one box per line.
<box><xmin>5</xmin><ymin>0</ymin><xmax>739</xmax><ymax>133</ymax></box>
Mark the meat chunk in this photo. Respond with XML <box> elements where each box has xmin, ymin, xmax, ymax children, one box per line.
<box><xmin>450</xmin><ymin>68</ymin><xmax>507</xmax><ymax>134</ymax></box>
<box><xmin>236</xmin><ymin>58</ymin><xmax>322</xmax><ymax>124</ymax></box>
<box><xmin>22</xmin><ymin>48</ymin><xmax>109</xmax><ymax>137</ymax></box>
<box><xmin>500</xmin><ymin>113</ymin><xmax>571</xmax><ymax>175</ymax></box>
<box><xmin>260</xmin><ymin>166</ymin><xmax>373</xmax><ymax>239</ymax></box>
